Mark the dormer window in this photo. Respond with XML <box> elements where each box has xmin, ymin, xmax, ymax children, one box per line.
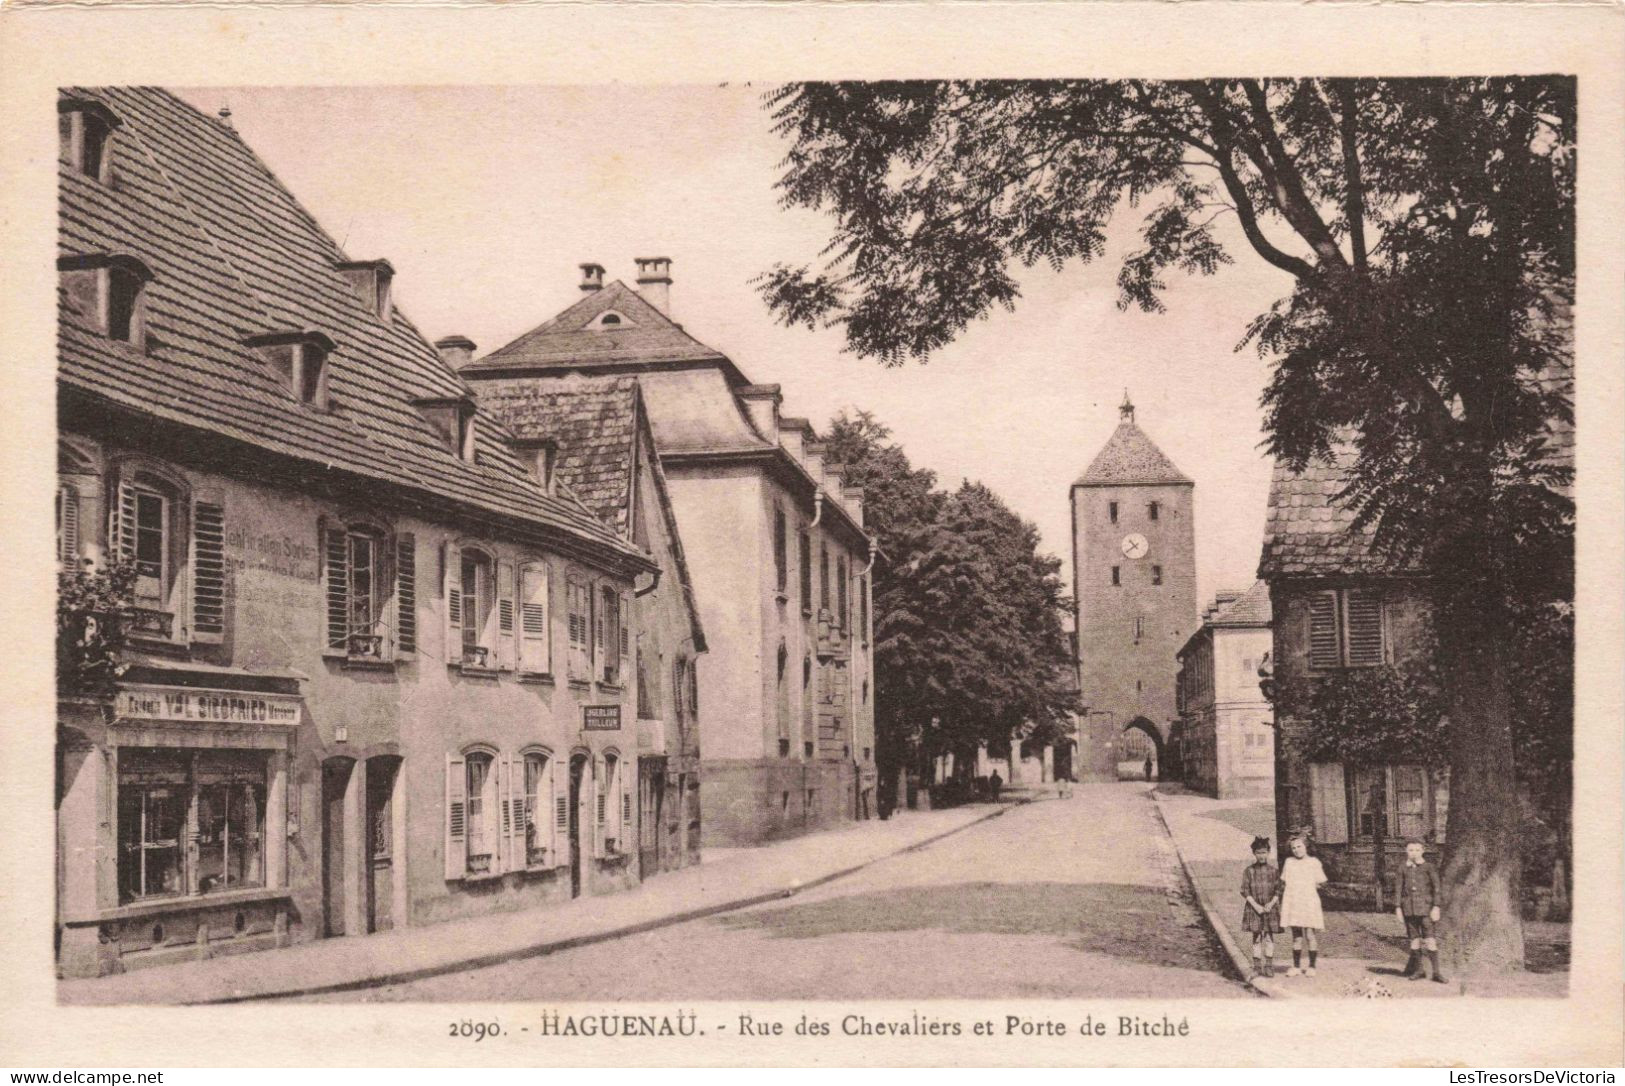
<box><xmin>245</xmin><ymin>330</ymin><xmax>335</xmax><ymax>408</ymax></box>
<box><xmin>590</xmin><ymin>310</ymin><xmax>633</xmax><ymax>330</ymax></box>
<box><xmin>59</xmin><ymin>97</ymin><xmax>121</xmax><ymax>184</ymax></box>
<box><xmin>412</xmin><ymin>396</ymin><xmax>477</xmax><ymax>461</ymax></box>
<box><xmin>334</xmin><ymin>259</ymin><xmax>395</xmax><ymax>320</ymax></box>
<box><xmin>58</xmin><ymin>254</ymin><xmax>154</xmax><ymax>351</ymax></box>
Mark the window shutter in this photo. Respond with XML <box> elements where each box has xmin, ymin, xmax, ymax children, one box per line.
<box><xmin>621</xmin><ymin>763</ymin><xmax>634</xmax><ymax>843</ymax></box>
<box><xmin>112</xmin><ymin>479</ymin><xmax>136</xmax><ymax>563</ymax></box>
<box><xmin>58</xmin><ymin>484</ymin><xmax>81</xmax><ymax>565</ymax></box>
<box><xmin>551</xmin><ymin>757</ymin><xmax>568</xmax><ymax>866</ymax></box>
<box><xmin>444</xmin><ymin>753</ymin><xmax>466</xmax><ymax>880</ymax></box>
<box><xmin>497</xmin><ymin>756</ymin><xmax>516</xmax><ymax>873</ymax></box>
<box><xmin>1308</xmin><ymin>591</ymin><xmax>1340</xmax><ymax>669</ymax></box>
<box><xmin>520</xmin><ymin>566</ymin><xmax>549</xmax><ymax>672</ymax></box>
<box><xmin>497</xmin><ymin>560</ymin><xmax>516</xmax><ymax>669</ymax></box>
<box><xmin>1344</xmin><ymin>589</ymin><xmax>1384</xmax><ymax>667</ymax></box>
<box><xmin>593</xmin><ymin>758</ymin><xmax>607</xmax><ymax>858</ymax></box>
<box><xmin>395</xmin><ymin>533</ymin><xmax>417</xmax><ymax>655</ymax></box>
<box><xmin>442</xmin><ymin>541</ymin><xmax>461</xmax><ymax>662</ymax></box>
<box><xmin>1432</xmin><ymin>767</ymin><xmax>1449</xmax><ymax>842</ymax></box>
<box><xmin>1309</xmin><ymin>762</ymin><xmax>1349</xmax><ymax>845</ymax></box>
<box><xmin>191</xmin><ymin>496</ymin><xmax>225</xmax><ymax>643</ymax></box>
<box><xmin>619</xmin><ymin>594</ymin><xmax>630</xmax><ymax>674</ymax></box>
<box><xmin>323</xmin><ymin>520</ymin><xmax>348</xmax><ymax>650</ymax></box>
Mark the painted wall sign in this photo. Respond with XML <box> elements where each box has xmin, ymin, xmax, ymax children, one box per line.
<box><xmin>582</xmin><ymin>705</ymin><xmax>622</xmax><ymax>731</ymax></box>
<box><xmin>116</xmin><ymin>685</ymin><xmax>302</xmax><ymax>726</ymax></box>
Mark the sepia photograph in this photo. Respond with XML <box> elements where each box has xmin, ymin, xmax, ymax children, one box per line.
<box><xmin>3</xmin><ymin>1</ymin><xmax>1622</xmax><ymax>1070</ymax></box>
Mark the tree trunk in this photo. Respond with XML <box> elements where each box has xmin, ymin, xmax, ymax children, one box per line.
<box><xmin>1436</xmin><ymin>587</ymin><xmax>1526</xmax><ymax>979</ymax></box>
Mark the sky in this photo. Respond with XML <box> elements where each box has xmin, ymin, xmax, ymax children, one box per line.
<box><xmin>176</xmin><ymin>84</ymin><xmax>1295</xmax><ymax>609</ymax></box>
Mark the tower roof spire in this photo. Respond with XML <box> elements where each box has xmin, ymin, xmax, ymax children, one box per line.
<box><xmin>1120</xmin><ymin>389</ymin><xmax>1135</xmax><ymax>423</ymax></box>
<box><xmin>1073</xmin><ymin>394</ymin><xmax>1191</xmax><ymax>487</ymax></box>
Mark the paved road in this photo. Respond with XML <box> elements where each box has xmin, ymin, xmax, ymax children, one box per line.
<box><xmin>308</xmin><ymin>782</ymin><xmax>1247</xmax><ymax>1000</ymax></box>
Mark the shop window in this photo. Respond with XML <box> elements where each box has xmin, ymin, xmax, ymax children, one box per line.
<box><xmin>1351</xmin><ymin>764</ymin><xmax>1437</xmax><ymax>842</ymax></box>
<box><xmin>117</xmin><ymin>749</ymin><xmax>269</xmax><ymax>904</ymax></box>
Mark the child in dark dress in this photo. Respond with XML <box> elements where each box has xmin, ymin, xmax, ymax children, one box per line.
<box><xmin>1241</xmin><ymin>836</ymin><xmax>1283</xmax><ymax>978</ymax></box>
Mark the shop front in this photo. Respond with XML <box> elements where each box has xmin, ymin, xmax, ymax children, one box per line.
<box><xmin>56</xmin><ymin>675</ymin><xmax>301</xmax><ymax>978</ymax></box>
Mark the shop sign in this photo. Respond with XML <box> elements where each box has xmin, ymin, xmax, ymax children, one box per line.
<box><xmin>582</xmin><ymin>705</ymin><xmax>622</xmax><ymax>731</ymax></box>
<box><xmin>116</xmin><ymin>685</ymin><xmax>302</xmax><ymax>726</ymax></box>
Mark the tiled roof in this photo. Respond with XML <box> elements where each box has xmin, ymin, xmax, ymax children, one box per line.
<box><xmin>1210</xmin><ymin>580</ymin><xmax>1272</xmax><ymax>627</ymax></box>
<box><xmin>464</xmin><ymin>281</ymin><xmax>731</xmax><ymax>372</ymax></box>
<box><xmin>1074</xmin><ymin>420</ymin><xmax>1192</xmax><ymax>487</ymax></box>
<box><xmin>57</xmin><ymin>87</ymin><xmax>646</xmax><ymax>568</ymax></box>
<box><xmin>1256</xmin><ymin>447</ymin><xmax>1416</xmax><ymax>578</ymax></box>
<box><xmin>474</xmin><ymin>375</ymin><xmax>638</xmax><ymax>532</ymax></box>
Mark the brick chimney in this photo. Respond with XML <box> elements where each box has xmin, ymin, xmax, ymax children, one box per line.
<box><xmin>634</xmin><ymin>256</ymin><xmax>672</xmax><ymax>315</ymax></box>
<box><xmin>434</xmin><ymin>335</ymin><xmax>476</xmax><ymax>371</ymax></box>
<box><xmin>579</xmin><ymin>263</ymin><xmax>605</xmax><ymax>293</ymax></box>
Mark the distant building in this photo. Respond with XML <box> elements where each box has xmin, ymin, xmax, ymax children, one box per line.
<box><xmin>55</xmin><ymin>89</ymin><xmax>657</xmax><ymax>977</ymax></box>
<box><xmin>453</xmin><ymin>372</ymin><xmax>708</xmax><ymax>875</ymax></box>
<box><xmin>1176</xmin><ymin>581</ymin><xmax>1273</xmax><ymax>799</ymax></box>
<box><xmin>461</xmin><ymin>265</ymin><xmax>877</xmax><ymax>845</ymax></box>
<box><xmin>1070</xmin><ymin>395</ymin><xmax>1198</xmax><ymax>781</ymax></box>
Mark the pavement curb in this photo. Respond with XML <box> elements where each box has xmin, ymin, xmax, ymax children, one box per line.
<box><xmin>183</xmin><ymin>796</ymin><xmax>1034</xmax><ymax>1005</ymax></box>
<box><xmin>1150</xmin><ymin>793</ymin><xmax>1276</xmax><ymax>999</ymax></box>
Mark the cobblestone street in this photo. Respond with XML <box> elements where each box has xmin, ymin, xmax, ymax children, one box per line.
<box><xmin>318</xmin><ymin>783</ymin><xmax>1246</xmax><ymax>1001</ymax></box>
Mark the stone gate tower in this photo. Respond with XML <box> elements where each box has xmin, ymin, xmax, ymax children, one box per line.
<box><xmin>1071</xmin><ymin>394</ymin><xmax>1197</xmax><ymax>782</ymax></box>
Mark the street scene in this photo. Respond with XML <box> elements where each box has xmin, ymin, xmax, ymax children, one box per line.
<box><xmin>53</xmin><ymin>78</ymin><xmax>1573</xmax><ymax>1005</ymax></box>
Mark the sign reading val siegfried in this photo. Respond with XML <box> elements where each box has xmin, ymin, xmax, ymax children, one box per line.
<box><xmin>582</xmin><ymin>705</ymin><xmax>621</xmax><ymax>731</ymax></box>
<box><xmin>116</xmin><ymin>685</ymin><xmax>302</xmax><ymax>726</ymax></box>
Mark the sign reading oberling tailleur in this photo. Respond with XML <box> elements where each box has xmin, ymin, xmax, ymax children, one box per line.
<box><xmin>583</xmin><ymin>705</ymin><xmax>622</xmax><ymax>731</ymax></box>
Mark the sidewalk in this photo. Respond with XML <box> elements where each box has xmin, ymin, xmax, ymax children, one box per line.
<box><xmin>1154</xmin><ymin>787</ymin><xmax>1569</xmax><ymax>999</ymax></box>
<box><xmin>60</xmin><ymin>799</ymin><xmax>1025</xmax><ymax>1006</ymax></box>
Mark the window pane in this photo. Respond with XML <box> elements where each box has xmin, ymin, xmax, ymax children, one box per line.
<box><xmin>134</xmin><ymin>490</ymin><xmax>165</xmax><ymax>602</ymax></box>
<box><xmin>107</xmin><ymin>268</ymin><xmax>138</xmax><ymax>341</ymax></box>
<box><xmin>465</xmin><ymin>754</ymin><xmax>492</xmax><ymax>873</ymax></box>
<box><xmin>524</xmin><ymin>754</ymin><xmax>546</xmax><ymax>865</ymax></box>
<box><xmin>349</xmin><ymin>535</ymin><xmax>375</xmax><ymax>631</ymax></box>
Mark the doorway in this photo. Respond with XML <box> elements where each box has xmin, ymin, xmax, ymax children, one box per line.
<box><xmin>638</xmin><ymin>757</ymin><xmax>666</xmax><ymax>878</ymax></box>
<box><xmin>568</xmin><ymin>753</ymin><xmax>587</xmax><ymax>898</ymax></box>
<box><xmin>364</xmin><ymin>756</ymin><xmax>400</xmax><ymax>934</ymax></box>
<box><xmin>320</xmin><ymin>758</ymin><xmax>354</xmax><ymax>938</ymax></box>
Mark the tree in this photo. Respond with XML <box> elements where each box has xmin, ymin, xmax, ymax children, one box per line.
<box><xmin>58</xmin><ymin>559</ymin><xmax>136</xmax><ymax>702</ymax></box>
<box><xmin>823</xmin><ymin>413</ymin><xmax>1077</xmax><ymax>802</ymax></box>
<box><xmin>759</xmin><ymin>79</ymin><xmax>1574</xmax><ymax>977</ymax></box>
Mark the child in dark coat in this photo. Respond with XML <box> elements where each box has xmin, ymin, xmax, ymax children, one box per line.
<box><xmin>1396</xmin><ymin>838</ymin><xmax>1447</xmax><ymax>983</ymax></box>
<box><xmin>1241</xmin><ymin>836</ymin><xmax>1283</xmax><ymax>978</ymax></box>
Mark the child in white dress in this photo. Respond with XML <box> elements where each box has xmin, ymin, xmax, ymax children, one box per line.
<box><xmin>1279</xmin><ymin>833</ymin><xmax>1328</xmax><ymax>976</ymax></box>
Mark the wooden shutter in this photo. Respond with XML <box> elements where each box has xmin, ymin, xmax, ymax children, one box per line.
<box><xmin>593</xmin><ymin>757</ymin><xmax>607</xmax><ymax>857</ymax></box>
<box><xmin>497</xmin><ymin>560</ymin><xmax>516</xmax><ymax>670</ymax></box>
<box><xmin>551</xmin><ymin>757</ymin><xmax>568</xmax><ymax>866</ymax></box>
<box><xmin>58</xmin><ymin>484</ymin><xmax>80</xmax><ymax>565</ymax></box>
<box><xmin>1308</xmin><ymin>591</ymin><xmax>1340</xmax><ymax>669</ymax></box>
<box><xmin>1432</xmin><ymin>768</ymin><xmax>1450</xmax><ymax>842</ymax></box>
<box><xmin>191</xmin><ymin>496</ymin><xmax>225</xmax><ymax>643</ymax></box>
<box><xmin>323</xmin><ymin>520</ymin><xmax>348</xmax><ymax>650</ymax></box>
<box><xmin>1309</xmin><ymin>762</ymin><xmax>1349</xmax><ymax>844</ymax></box>
<box><xmin>497</xmin><ymin>756</ymin><xmax>516</xmax><ymax>873</ymax></box>
<box><xmin>442</xmin><ymin>541</ymin><xmax>461</xmax><ymax>662</ymax></box>
<box><xmin>520</xmin><ymin>566</ymin><xmax>548</xmax><ymax>672</ymax></box>
<box><xmin>1344</xmin><ymin>588</ymin><xmax>1385</xmax><ymax>666</ymax></box>
<box><xmin>444</xmin><ymin>753</ymin><xmax>466</xmax><ymax>880</ymax></box>
<box><xmin>112</xmin><ymin>478</ymin><xmax>136</xmax><ymax>563</ymax></box>
<box><xmin>618</xmin><ymin>594</ymin><xmax>631</xmax><ymax>682</ymax></box>
<box><xmin>620</xmin><ymin>759</ymin><xmax>634</xmax><ymax>844</ymax></box>
<box><xmin>395</xmin><ymin>533</ymin><xmax>417</xmax><ymax>655</ymax></box>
